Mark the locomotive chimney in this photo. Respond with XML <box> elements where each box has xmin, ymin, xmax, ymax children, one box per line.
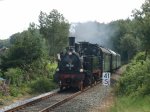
<box><xmin>69</xmin><ymin>37</ymin><xmax>75</xmax><ymax>49</ymax></box>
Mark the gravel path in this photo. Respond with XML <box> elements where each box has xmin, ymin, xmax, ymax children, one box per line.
<box><xmin>16</xmin><ymin>90</ymin><xmax>77</xmax><ymax>112</ymax></box>
<box><xmin>52</xmin><ymin>84</ymin><xmax>111</xmax><ymax>112</ymax></box>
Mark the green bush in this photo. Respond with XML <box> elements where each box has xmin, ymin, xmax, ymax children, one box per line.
<box><xmin>30</xmin><ymin>78</ymin><xmax>57</xmax><ymax>93</ymax></box>
<box><xmin>9</xmin><ymin>84</ymin><xmax>32</xmax><ymax>97</ymax></box>
<box><xmin>4</xmin><ymin>68</ymin><xmax>23</xmax><ymax>86</ymax></box>
<box><xmin>26</xmin><ymin>59</ymin><xmax>57</xmax><ymax>80</ymax></box>
<box><xmin>45</xmin><ymin>62</ymin><xmax>57</xmax><ymax>79</ymax></box>
<box><xmin>19</xmin><ymin>83</ymin><xmax>32</xmax><ymax>95</ymax></box>
<box><xmin>115</xmin><ymin>52</ymin><xmax>150</xmax><ymax>96</ymax></box>
<box><xmin>133</xmin><ymin>52</ymin><xmax>145</xmax><ymax>62</ymax></box>
<box><xmin>9</xmin><ymin>86</ymin><xmax>20</xmax><ymax>97</ymax></box>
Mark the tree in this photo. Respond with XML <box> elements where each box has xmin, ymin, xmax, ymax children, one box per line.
<box><xmin>120</xmin><ymin>34</ymin><xmax>140</xmax><ymax>62</ymax></box>
<box><xmin>0</xmin><ymin>39</ymin><xmax>10</xmax><ymax>48</ymax></box>
<box><xmin>133</xmin><ymin>0</ymin><xmax>150</xmax><ymax>59</ymax></box>
<box><xmin>10</xmin><ymin>33</ymin><xmax>21</xmax><ymax>45</ymax></box>
<box><xmin>110</xmin><ymin>19</ymin><xmax>134</xmax><ymax>52</ymax></box>
<box><xmin>109</xmin><ymin>18</ymin><xmax>144</xmax><ymax>63</ymax></box>
<box><xmin>39</xmin><ymin>9</ymin><xmax>70</xmax><ymax>57</ymax></box>
<box><xmin>0</xmin><ymin>24</ymin><xmax>44</xmax><ymax>70</ymax></box>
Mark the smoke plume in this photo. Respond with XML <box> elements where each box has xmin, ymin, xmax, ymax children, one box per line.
<box><xmin>69</xmin><ymin>21</ymin><xmax>116</xmax><ymax>49</ymax></box>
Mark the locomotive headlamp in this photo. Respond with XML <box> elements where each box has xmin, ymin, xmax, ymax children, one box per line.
<box><xmin>80</xmin><ymin>69</ymin><xmax>83</xmax><ymax>72</ymax></box>
<box><xmin>57</xmin><ymin>54</ymin><xmax>61</xmax><ymax>60</ymax></box>
<box><xmin>69</xmin><ymin>52</ymin><xmax>72</xmax><ymax>55</ymax></box>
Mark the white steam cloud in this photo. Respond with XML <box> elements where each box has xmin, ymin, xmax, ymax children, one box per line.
<box><xmin>69</xmin><ymin>21</ymin><xmax>116</xmax><ymax>49</ymax></box>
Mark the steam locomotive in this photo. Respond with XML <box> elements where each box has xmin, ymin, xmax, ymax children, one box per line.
<box><xmin>54</xmin><ymin>37</ymin><xmax>121</xmax><ymax>90</ymax></box>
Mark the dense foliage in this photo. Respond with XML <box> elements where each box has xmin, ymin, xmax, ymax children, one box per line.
<box><xmin>112</xmin><ymin>0</ymin><xmax>150</xmax><ymax>99</ymax></box>
<box><xmin>115</xmin><ymin>52</ymin><xmax>150</xmax><ymax>96</ymax></box>
<box><xmin>0</xmin><ymin>27</ymin><xmax>44</xmax><ymax>70</ymax></box>
<box><xmin>0</xmin><ymin>39</ymin><xmax>10</xmax><ymax>48</ymax></box>
<box><xmin>133</xmin><ymin>0</ymin><xmax>150</xmax><ymax>57</ymax></box>
<box><xmin>110</xmin><ymin>52</ymin><xmax>150</xmax><ymax>112</ymax></box>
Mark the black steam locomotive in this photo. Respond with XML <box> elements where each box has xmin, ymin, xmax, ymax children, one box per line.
<box><xmin>54</xmin><ymin>37</ymin><xmax>121</xmax><ymax>90</ymax></box>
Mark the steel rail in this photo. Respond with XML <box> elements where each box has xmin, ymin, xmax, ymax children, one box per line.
<box><xmin>3</xmin><ymin>82</ymin><xmax>100</xmax><ymax>112</ymax></box>
<box><xmin>40</xmin><ymin>83</ymin><xmax>100</xmax><ymax>112</ymax></box>
<box><xmin>4</xmin><ymin>89</ymin><xmax>59</xmax><ymax>112</ymax></box>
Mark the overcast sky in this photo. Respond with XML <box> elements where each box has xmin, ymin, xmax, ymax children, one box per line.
<box><xmin>0</xmin><ymin>0</ymin><xmax>145</xmax><ymax>39</ymax></box>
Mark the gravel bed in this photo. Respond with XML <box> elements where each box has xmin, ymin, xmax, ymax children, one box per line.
<box><xmin>16</xmin><ymin>90</ymin><xmax>76</xmax><ymax>112</ymax></box>
<box><xmin>52</xmin><ymin>84</ymin><xmax>111</xmax><ymax>112</ymax></box>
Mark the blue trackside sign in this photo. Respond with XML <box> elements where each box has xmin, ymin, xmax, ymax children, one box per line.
<box><xmin>102</xmin><ymin>72</ymin><xmax>111</xmax><ymax>86</ymax></box>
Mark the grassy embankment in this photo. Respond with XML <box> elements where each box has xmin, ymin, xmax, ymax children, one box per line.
<box><xmin>111</xmin><ymin>96</ymin><xmax>150</xmax><ymax>112</ymax></box>
<box><xmin>110</xmin><ymin>52</ymin><xmax>150</xmax><ymax>112</ymax></box>
<box><xmin>0</xmin><ymin>62</ymin><xmax>58</xmax><ymax>108</ymax></box>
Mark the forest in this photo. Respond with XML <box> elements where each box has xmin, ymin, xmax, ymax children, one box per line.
<box><xmin>0</xmin><ymin>0</ymin><xmax>150</xmax><ymax>110</ymax></box>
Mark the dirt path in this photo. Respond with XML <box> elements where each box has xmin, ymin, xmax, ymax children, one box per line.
<box><xmin>91</xmin><ymin>66</ymin><xmax>127</xmax><ymax>112</ymax></box>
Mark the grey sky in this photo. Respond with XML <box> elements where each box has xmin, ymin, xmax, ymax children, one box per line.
<box><xmin>0</xmin><ymin>0</ymin><xmax>145</xmax><ymax>39</ymax></box>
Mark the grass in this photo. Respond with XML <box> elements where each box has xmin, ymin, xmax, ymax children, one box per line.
<box><xmin>109</xmin><ymin>95</ymin><xmax>150</xmax><ymax>112</ymax></box>
<box><xmin>0</xmin><ymin>79</ymin><xmax>58</xmax><ymax>108</ymax></box>
<box><xmin>0</xmin><ymin>61</ymin><xmax>58</xmax><ymax>108</ymax></box>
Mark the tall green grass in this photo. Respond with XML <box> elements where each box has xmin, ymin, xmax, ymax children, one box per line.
<box><xmin>110</xmin><ymin>96</ymin><xmax>150</xmax><ymax>112</ymax></box>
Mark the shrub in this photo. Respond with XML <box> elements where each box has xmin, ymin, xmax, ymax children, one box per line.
<box><xmin>115</xmin><ymin>52</ymin><xmax>150</xmax><ymax>96</ymax></box>
<box><xmin>9</xmin><ymin>86</ymin><xmax>20</xmax><ymax>97</ymax></box>
<box><xmin>30</xmin><ymin>78</ymin><xmax>57</xmax><ymax>93</ymax></box>
<box><xmin>45</xmin><ymin>62</ymin><xmax>57</xmax><ymax>79</ymax></box>
<box><xmin>133</xmin><ymin>52</ymin><xmax>145</xmax><ymax>62</ymax></box>
<box><xmin>4</xmin><ymin>68</ymin><xmax>23</xmax><ymax>86</ymax></box>
<box><xmin>26</xmin><ymin>59</ymin><xmax>57</xmax><ymax>80</ymax></box>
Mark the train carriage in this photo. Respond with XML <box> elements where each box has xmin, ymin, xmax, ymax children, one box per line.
<box><xmin>99</xmin><ymin>47</ymin><xmax>111</xmax><ymax>73</ymax></box>
<box><xmin>108</xmin><ymin>49</ymin><xmax>117</xmax><ymax>71</ymax></box>
<box><xmin>116</xmin><ymin>53</ymin><xmax>121</xmax><ymax>68</ymax></box>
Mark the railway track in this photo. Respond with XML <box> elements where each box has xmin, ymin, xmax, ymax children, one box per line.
<box><xmin>2</xmin><ymin>82</ymin><xmax>100</xmax><ymax>112</ymax></box>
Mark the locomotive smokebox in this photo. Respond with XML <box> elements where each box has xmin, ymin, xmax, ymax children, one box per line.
<box><xmin>69</xmin><ymin>37</ymin><xmax>75</xmax><ymax>49</ymax></box>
